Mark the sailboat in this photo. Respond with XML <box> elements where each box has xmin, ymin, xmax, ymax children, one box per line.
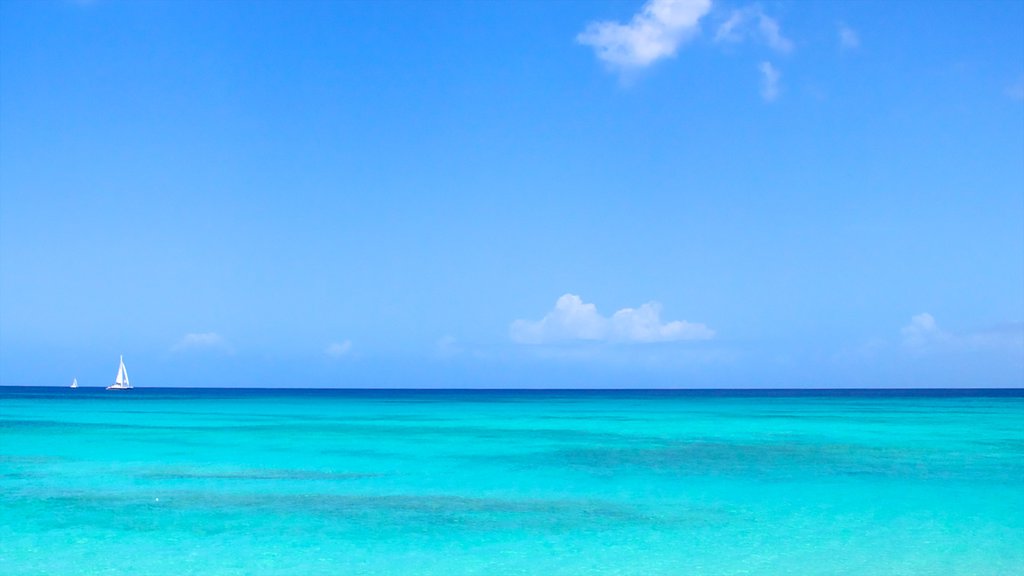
<box><xmin>70</xmin><ymin>377</ymin><xmax>78</xmax><ymax>389</ymax></box>
<box><xmin>106</xmin><ymin>355</ymin><xmax>132</xmax><ymax>391</ymax></box>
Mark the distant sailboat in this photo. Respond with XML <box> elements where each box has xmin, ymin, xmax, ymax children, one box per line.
<box><xmin>70</xmin><ymin>377</ymin><xmax>78</xmax><ymax>389</ymax></box>
<box><xmin>106</xmin><ymin>355</ymin><xmax>132</xmax><ymax>391</ymax></box>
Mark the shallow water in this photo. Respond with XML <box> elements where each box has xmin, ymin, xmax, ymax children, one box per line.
<box><xmin>2</xmin><ymin>388</ymin><xmax>1022</xmax><ymax>575</ymax></box>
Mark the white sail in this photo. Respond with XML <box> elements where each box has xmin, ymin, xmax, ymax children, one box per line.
<box><xmin>107</xmin><ymin>355</ymin><xmax>133</xmax><ymax>390</ymax></box>
<box><xmin>70</xmin><ymin>378</ymin><xmax>78</xmax><ymax>389</ymax></box>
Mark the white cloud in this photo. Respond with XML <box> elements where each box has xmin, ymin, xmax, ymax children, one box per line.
<box><xmin>611</xmin><ymin>302</ymin><xmax>716</xmax><ymax>342</ymax></box>
<box><xmin>901</xmin><ymin>313</ymin><xmax>948</xmax><ymax>350</ymax></box>
<box><xmin>714</xmin><ymin>6</ymin><xmax>793</xmax><ymax>53</ymax></box>
<box><xmin>325</xmin><ymin>340</ymin><xmax>352</xmax><ymax>358</ymax></box>
<box><xmin>759</xmin><ymin>61</ymin><xmax>780</xmax><ymax>101</ymax></box>
<box><xmin>511</xmin><ymin>294</ymin><xmax>714</xmax><ymax>344</ymax></box>
<box><xmin>172</xmin><ymin>332</ymin><xmax>229</xmax><ymax>352</ymax></box>
<box><xmin>576</xmin><ymin>0</ymin><xmax>712</xmax><ymax>71</ymax></box>
<box><xmin>511</xmin><ymin>294</ymin><xmax>605</xmax><ymax>344</ymax></box>
<box><xmin>838</xmin><ymin>23</ymin><xmax>860</xmax><ymax>50</ymax></box>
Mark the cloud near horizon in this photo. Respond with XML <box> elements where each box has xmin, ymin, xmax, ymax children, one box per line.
<box><xmin>576</xmin><ymin>0</ymin><xmax>712</xmax><ymax>71</ymax></box>
<box><xmin>325</xmin><ymin>340</ymin><xmax>353</xmax><ymax>358</ymax></box>
<box><xmin>901</xmin><ymin>313</ymin><xmax>1024</xmax><ymax>354</ymax></box>
<box><xmin>837</xmin><ymin>314</ymin><xmax>1023</xmax><ymax>366</ymax></box>
<box><xmin>511</xmin><ymin>294</ymin><xmax>714</xmax><ymax>344</ymax></box>
<box><xmin>172</xmin><ymin>332</ymin><xmax>229</xmax><ymax>352</ymax></box>
<box><xmin>901</xmin><ymin>313</ymin><xmax>947</xmax><ymax>350</ymax></box>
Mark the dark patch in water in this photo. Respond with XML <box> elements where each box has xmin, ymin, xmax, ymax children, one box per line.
<box><xmin>0</xmin><ymin>471</ymin><xmax>46</xmax><ymax>480</ymax></box>
<box><xmin>0</xmin><ymin>418</ymin><xmax>655</xmax><ymax>449</ymax></box>
<box><xmin>320</xmin><ymin>447</ymin><xmax>402</xmax><ymax>458</ymax></box>
<box><xmin>136</xmin><ymin>467</ymin><xmax>383</xmax><ymax>481</ymax></box>
<box><xmin>475</xmin><ymin>440</ymin><xmax>1024</xmax><ymax>482</ymax></box>
<box><xmin>3</xmin><ymin>489</ymin><xmax>725</xmax><ymax>535</ymax></box>
<box><xmin>0</xmin><ymin>454</ymin><xmax>64</xmax><ymax>464</ymax></box>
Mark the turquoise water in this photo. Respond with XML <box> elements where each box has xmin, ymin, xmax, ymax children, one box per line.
<box><xmin>1</xmin><ymin>388</ymin><xmax>1022</xmax><ymax>575</ymax></box>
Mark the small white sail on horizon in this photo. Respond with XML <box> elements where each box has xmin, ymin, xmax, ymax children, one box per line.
<box><xmin>70</xmin><ymin>377</ymin><xmax>78</xmax><ymax>389</ymax></box>
<box><xmin>106</xmin><ymin>355</ymin><xmax>132</xmax><ymax>390</ymax></box>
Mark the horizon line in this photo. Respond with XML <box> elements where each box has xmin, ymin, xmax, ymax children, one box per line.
<box><xmin>2</xmin><ymin>385</ymin><xmax>1022</xmax><ymax>392</ymax></box>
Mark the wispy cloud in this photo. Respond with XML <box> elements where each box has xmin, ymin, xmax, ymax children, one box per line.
<box><xmin>172</xmin><ymin>332</ymin><xmax>230</xmax><ymax>353</ymax></box>
<box><xmin>710</xmin><ymin>5</ymin><xmax>790</xmax><ymax>100</ymax></box>
<box><xmin>839</xmin><ymin>314</ymin><xmax>1024</xmax><ymax>363</ymax></box>
<box><xmin>838</xmin><ymin>23</ymin><xmax>860</xmax><ymax>51</ymax></box>
<box><xmin>758</xmin><ymin>12</ymin><xmax>792</xmax><ymax>53</ymax></box>
<box><xmin>576</xmin><ymin>0</ymin><xmax>712</xmax><ymax>72</ymax></box>
<box><xmin>325</xmin><ymin>340</ymin><xmax>353</xmax><ymax>358</ymax></box>
<box><xmin>511</xmin><ymin>294</ymin><xmax>713</xmax><ymax>344</ymax></box>
<box><xmin>902</xmin><ymin>313</ymin><xmax>1024</xmax><ymax>354</ymax></box>
<box><xmin>436</xmin><ymin>335</ymin><xmax>462</xmax><ymax>358</ymax></box>
<box><xmin>714</xmin><ymin>5</ymin><xmax>793</xmax><ymax>53</ymax></box>
<box><xmin>1007</xmin><ymin>76</ymin><xmax>1024</xmax><ymax>101</ymax></box>
<box><xmin>965</xmin><ymin>322</ymin><xmax>1024</xmax><ymax>351</ymax></box>
<box><xmin>759</xmin><ymin>61</ymin><xmax>780</xmax><ymax>101</ymax></box>
<box><xmin>714</xmin><ymin>9</ymin><xmax>745</xmax><ymax>43</ymax></box>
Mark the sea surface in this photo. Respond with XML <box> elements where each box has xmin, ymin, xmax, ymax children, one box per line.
<box><xmin>1</xmin><ymin>387</ymin><xmax>1022</xmax><ymax>575</ymax></box>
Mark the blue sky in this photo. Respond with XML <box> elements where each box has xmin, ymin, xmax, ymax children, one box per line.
<box><xmin>1</xmin><ymin>0</ymin><xmax>1022</xmax><ymax>388</ymax></box>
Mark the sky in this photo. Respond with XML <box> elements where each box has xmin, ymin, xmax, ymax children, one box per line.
<box><xmin>1</xmin><ymin>0</ymin><xmax>1022</xmax><ymax>388</ymax></box>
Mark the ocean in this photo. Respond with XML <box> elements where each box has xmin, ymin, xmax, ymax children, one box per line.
<box><xmin>1</xmin><ymin>387</ymin><xmax>1022</xmax><ymax>575</ymax></box>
